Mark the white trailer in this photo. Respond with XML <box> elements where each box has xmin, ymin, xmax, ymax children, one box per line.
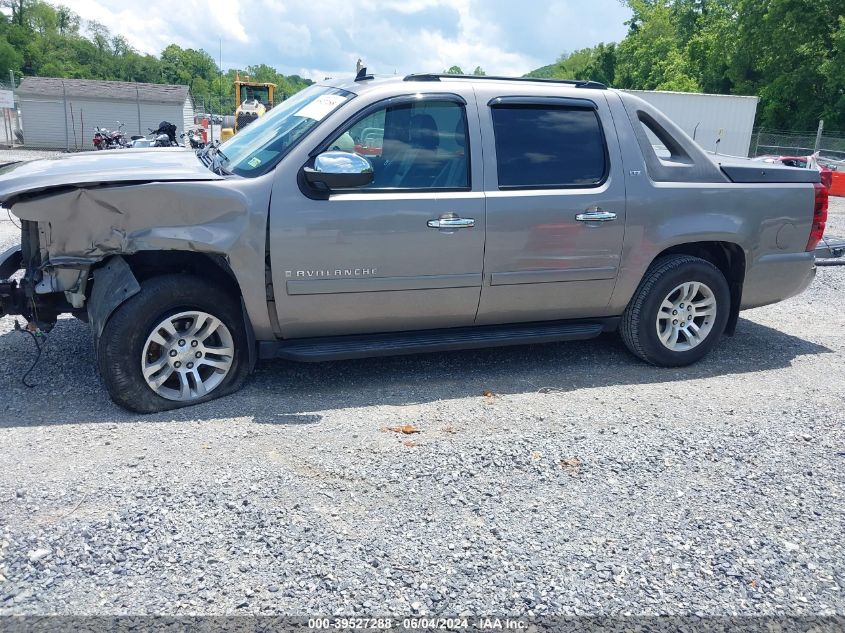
<box><xmin>624</xmin><ymin>89</ymin><xmax>759</xmax><ymax>158</ymax></box>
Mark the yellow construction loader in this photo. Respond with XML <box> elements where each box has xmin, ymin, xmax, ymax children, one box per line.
<box><xmin>221</xmin><ymin>73</ymin><xmax>277</xmax><ymax>141</ymax></box>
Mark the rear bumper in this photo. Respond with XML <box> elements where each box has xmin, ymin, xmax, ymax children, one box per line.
<box><xmin>740</xmin><ymin>252</ymin><xmax>816</xmax><ymax>310</ymax></box>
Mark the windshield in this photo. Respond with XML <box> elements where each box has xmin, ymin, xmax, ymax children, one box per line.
<box><xmin>220</xmin><ymin>85</ymin><xmax>354</xmax><ymax>177</ymax></box>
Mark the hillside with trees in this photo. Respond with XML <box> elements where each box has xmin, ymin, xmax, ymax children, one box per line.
<box><xmin>0</xmin><ymin>0</ymin><xmax>312</xmax><ymax>111</ymax></box>
<box><xmin>527</xmin><ymin>0</ymin><xmax>845</xmax><ymax>131</ymax></box>
<box><xmin>1</xmin><ymin>0</ymin><xmax>841</xmax><ymax>130</ymax></box>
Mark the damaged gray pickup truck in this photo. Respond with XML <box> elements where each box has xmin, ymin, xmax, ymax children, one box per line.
<box><xmin>0</xmin><ymin>74</ymin><xmax>828</xmax><ymax>412</ymax></box>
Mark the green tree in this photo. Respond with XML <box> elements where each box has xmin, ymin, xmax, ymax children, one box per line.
<box><xmin>614</xmin><ymin>0</ymin><xmax>699</xmax><ymax>91</ymax></box>
<box><xmin>472</xmin><ymin>66</ymin><xmax>486</xmax><ymax>76</ymax></box>
<box><xmin>821</xmin><ymin>16</ymin><xmax>845</xmax><ymax>130</ymax></box>
<box><xmin>729</xmin><ymin>0</ymin><xmax>840</xmax><ymax>129</ymax></box>
<box><xmin>55</xmin><ymin>5</ymin><xmax>78</xmax><ymax>35</ymax></box>
<box><xmin>444</xmin><ymin>65</ymin><xmax>463</xmax><ymax>74</ymax></box>
<box><xmin>526</xmin><ymin>43</ymin><xmax>616</xmax><ymax>86</ymax></box>
<box><xmin>0</xmin><ymin>35</ymin><xmax>23</xmax><ymax>77</ymax></box>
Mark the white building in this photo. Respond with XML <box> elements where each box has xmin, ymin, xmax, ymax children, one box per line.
<box><xmin>625</xmin><ymin>90</ymin><xmax>760</xmax><ymax>157</ymax></box>
<box><xmin>17</xmin><ymin>77</ymin><xmax>194</xmax><ymax>150</ymax></box>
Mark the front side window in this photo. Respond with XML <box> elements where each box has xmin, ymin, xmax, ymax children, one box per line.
<box><xmin>491</xmin><ymin>104</ymin><xmax>607</xmax><ymax>188</ymax></box>
<box><xmin>323</xmin><ymin>99</ymin><xmax>470</xmax><ymax>190</ymax></box>
<box><xmin>219</xmin><ymin>84</ymin><xmax>354</xmax><ymax>177</ymax></box>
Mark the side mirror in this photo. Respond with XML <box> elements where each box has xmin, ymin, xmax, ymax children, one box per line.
<box><xmin>303</xmin><ymin>151</ymin><xmax>374</xmax><ymax>190</ymax></box>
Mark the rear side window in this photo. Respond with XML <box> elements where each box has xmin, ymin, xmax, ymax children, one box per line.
<box><xmin>491</xmin><ymin>104</ymin><xmax>607</xmax><ymax>189</ymax></box>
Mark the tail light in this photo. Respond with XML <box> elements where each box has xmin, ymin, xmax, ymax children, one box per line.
<box><xmin>806</xmin><ymin>182</ymin><xmax>828</xmax><ymax>252</ymax></box>
<box><xmin>821</xmin><ymin>170</ymin><xmax>833</xmax><ymax>191</ymax></box>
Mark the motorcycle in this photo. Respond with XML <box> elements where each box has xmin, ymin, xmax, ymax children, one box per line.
<box><xmin>92</xmin><ymin>121</ymin><xmax>128</xmax><ymax>150</ymax></box>
<box><xmin>181</xmin><ymin>127</ymin><xmax>206</xmax><ymax>150</ymax></box>
<box><xmin>126</xmin><ymin>121</ymin><xmax>181</xmax><ymax>149</ymax></box>
<box><xmin>151</xmin><ymin>121</ymin><xmax>179</xmax><ymax>147</ymax></box>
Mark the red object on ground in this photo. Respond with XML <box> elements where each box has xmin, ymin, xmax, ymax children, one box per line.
<box><xmin>829</xmin><ymin>171</ymin><xmax>845</xmax><ymax>197</ymax></box>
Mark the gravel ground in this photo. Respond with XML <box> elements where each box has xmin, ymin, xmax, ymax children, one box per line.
<box><xmin>0</xmin><ymin>194</ymin><xmax>843</xmax><ymax>618</ymax></box>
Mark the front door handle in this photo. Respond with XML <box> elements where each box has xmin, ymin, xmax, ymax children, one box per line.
<box><xmin>427</xmin><ymin>216</ymin><xmax>475</xmax><ymax>229</ymax></box>
<box><xmin>575</xmin><ymin>208</ymin><xmax>617</xmax><ymax>222</ymax></box>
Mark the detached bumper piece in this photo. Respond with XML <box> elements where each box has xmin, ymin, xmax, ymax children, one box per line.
<box><xmin>0</xmin><ymin>245</ymin><xmax>23</xmax><ymax>318</ymax></box>
<box><xmin>815</xmin><ymin>238</ymin><xmax>845</xmax><ymax>266</ymax></box>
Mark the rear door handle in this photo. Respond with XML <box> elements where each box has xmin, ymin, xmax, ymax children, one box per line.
<box><xmin>575</xmin><ymin>209</ymin><xmax>617</xmax><ymax>222</ymax></box>
<box><xmin>427</xmin><ymin>216</ymin><xmax>475</xmax><ymax>229</ymax></box>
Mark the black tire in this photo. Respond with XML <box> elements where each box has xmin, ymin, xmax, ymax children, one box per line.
<box><xmin>620</xmin><ymin>255</ymin><xmax>730</xmax><ymax>367</ymax></box>
<box><xmin>97</xmin><ymin>274</ymin><xmax>249</xmax><ymax>413</ymax></box>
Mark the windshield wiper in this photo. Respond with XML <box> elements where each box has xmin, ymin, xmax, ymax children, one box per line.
<box><xmin>197</xmin><ymin>141</ymin><xmax>231</xmax><ymax>175</ymax></box>
<box><xmin>212</xmin><ymin>148</ymin><xmax>232</xmax><ymax>175</ymax></box>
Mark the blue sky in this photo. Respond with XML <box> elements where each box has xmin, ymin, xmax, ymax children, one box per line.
<box><xmin>67</xmin><ymin>0</ymin><xmax>633</xmax><ymax>79</ymax></box>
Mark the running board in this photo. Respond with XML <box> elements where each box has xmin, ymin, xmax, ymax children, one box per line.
<box><xmin>258</xmin><ymin>319</ymin><xmax>613</xmax><ymax>362</ymax></box>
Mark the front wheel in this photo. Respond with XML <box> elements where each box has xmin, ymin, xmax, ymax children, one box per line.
<box><xmin>620</xmin><ymin>255</ymin><xmax>730</xmax><ymax>367</ymax></box>
<box><xmin>97</xmin><ymin>274</ymin><xmax>249</xmax><ymax>413</ymax></box>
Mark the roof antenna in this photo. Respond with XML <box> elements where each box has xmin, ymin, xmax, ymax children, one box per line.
<box><xmin>355</xmin><ymin>62</ymin><xmax>373</xmax><ymax>81</ymax></box>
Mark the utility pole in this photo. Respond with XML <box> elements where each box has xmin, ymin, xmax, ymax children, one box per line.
<box><xmin>814</xmin><ymin>120</ymin><xmax>824</xmax><ymax>153</ymax></box>
<box><xmin>9</xmin><ymin>69</ymin><xmax>20</xmax><ymax>145</ymax></box>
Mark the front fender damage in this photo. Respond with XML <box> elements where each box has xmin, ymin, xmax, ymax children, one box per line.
<box><xmin>87</xmin><ymin>255</ymin><xmax>140</xmax><ymax>349</ymax></box>
<box><xmin>11</xmin><ymin>182</ymin><xmax>250</xmax><ymax>262</ymax></box>
<box><xmin>6</xmin><ymin>178</ymin><xmax>274</xmax><ymax>340</ymax></box>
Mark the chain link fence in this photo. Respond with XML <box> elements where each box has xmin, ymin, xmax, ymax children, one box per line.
<box><xmin>0</xmin><ymin>80</ymin><xmax>22</xmax><ymax>147</ymax></box>
<box><xmin>751</xmin><ymin>128</ymin><xmax>845</xmax><ymax>166</ymax></box>
<box><xmin>192</xmin><ymin>95</ymin><xmax>235</xmax><ymax>144</ymax></box>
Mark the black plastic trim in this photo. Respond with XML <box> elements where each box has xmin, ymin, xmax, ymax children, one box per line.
<box><xmin>0</xmin><ymin>245</ymin><xmax>22</xmax><ymax>280</ymax></box>
<box><xmin>404</xmin><ymin>73</ymin><xmax>607</xmax><ymax>90</ymax></box>
<box><xmin>488</xmin><ymin>96</ymin><xmax>597</xmax><ymax>109</ymax></box>
<box><xmin>258</xmin><ymin>319</ymin><xmax>608</xmax><ymax>362</ymax></box>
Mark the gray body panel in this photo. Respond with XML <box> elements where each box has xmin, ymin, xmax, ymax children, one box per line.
<box><xmin>607</xmin><ymin>91</ymin><xmax>815</xmax><ymax>313</ymax></box>
<box><xmin>0</xmin><ymin>148</ymin><xmax>221</xmax><ymax>202</ymax></box>
<box><xmin>0</xmin><ymin>76</ymin><xmax>818</xmax><ymax>349</ymax></box>
<box><xmin>472</xmin><ymin>85</ymin><xmax>626</xmax><ymax>324</ymax></box>
<box><xmin>268</xmin><ymin>81</ymin><xmax>486</xmax><ymax>338</ymax></box>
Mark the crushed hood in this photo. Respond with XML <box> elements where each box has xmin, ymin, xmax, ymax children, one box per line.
<box><xmin>0</xmin><ymin>147</ymin><xmax>223</xmax><ymax>204</ymax></box>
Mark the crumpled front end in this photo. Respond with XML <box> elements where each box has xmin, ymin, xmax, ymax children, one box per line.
<box><xmin>1</xmin><ymin>175</ymin><xmax>273</xmax><ymax>339</ymax></box>
<box><xmin>0</xmin><ymin>219</ymin><xmax>70</xmax><ymax>328</ymax></box>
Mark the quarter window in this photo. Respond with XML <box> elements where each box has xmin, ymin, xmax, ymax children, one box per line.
<box><xmin>491</xmin><ymin>104</ymin><xmax>607</xmax><ymax>188</ymax></box>
<box><xmin>324</xmin><ymin>99</ymin><xmax>470</xmax><ymax>190</ymax></box>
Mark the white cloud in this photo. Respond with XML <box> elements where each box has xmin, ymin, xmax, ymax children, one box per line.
<box><xmin>63</xmin><ymin>0</ymin><xmax>631</xmax><ymax>79</ymax></box>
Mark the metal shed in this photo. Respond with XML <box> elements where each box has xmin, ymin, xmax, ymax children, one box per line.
<box><xmin>625</xmin><ymin>89</ymin><xmax>760</xmax><ymax>157</ymax></box>
<box><xmin>17</xmin><ymin>77</ymin><xmax>194</xmax><ymax>150</ymax></box>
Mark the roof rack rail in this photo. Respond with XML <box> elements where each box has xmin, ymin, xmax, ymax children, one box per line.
<box><xmin>403</xmin><ymin>73</ymin><xmax>607</xmax><ymax>90</ymax></box>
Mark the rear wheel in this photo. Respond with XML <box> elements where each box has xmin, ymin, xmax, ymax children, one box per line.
<box><xmin>620</xmin><ymin>255</ymin><xmax>730</xmax><ymax>367</ymax></box>
<box><xmin>97</xmin><ymin>274</ymin><xmax>249</xmax><ymax>413</ymax></box>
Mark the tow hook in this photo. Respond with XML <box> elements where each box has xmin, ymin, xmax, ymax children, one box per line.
<box><xmin>815</xmin><ymin>238</ymin><xmax>845</xmax><ymax>266</ymax></box>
